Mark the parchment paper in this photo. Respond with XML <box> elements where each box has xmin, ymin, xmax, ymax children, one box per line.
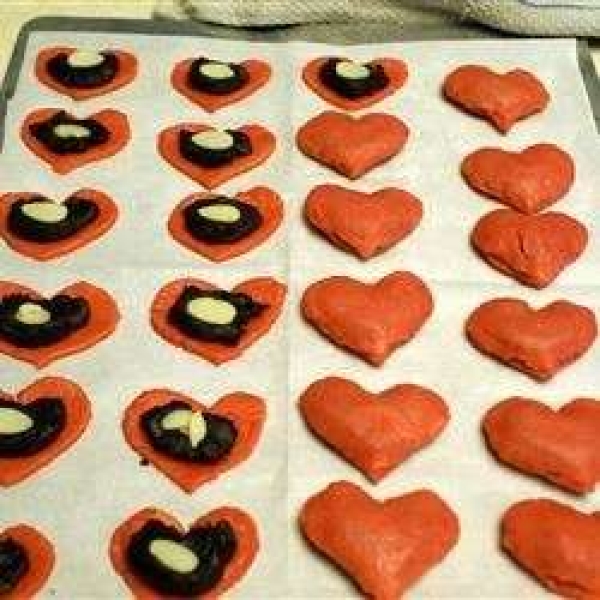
<box><xmin>0</xmin><ymin>31</ymin><xmax>599</xmax><ymax>599</ymax></box>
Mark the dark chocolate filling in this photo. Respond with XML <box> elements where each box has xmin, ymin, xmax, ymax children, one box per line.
<box><xmin>167</xmin><ymin>286</ymin><xmax>264</xmax><ymax>346</ymax></box>
<box><xmin>179</xmin><ymin>129</ymin><xmax>251</xmax><ymax>168</ymax></box>
<box><xmin>46</xmin><ymin>51</ymin><xmax>118</xmax><ymax>89</ymax></box>
<box><xmin>187</xmin><ymin>57</ymin><xmax>248</xmax><ymax>95</ymax></box>
<box><xmin>0</xmin><ymin>538</ymin><xmax>29</xmax><ymax>594</ymax></box>
<box><xmin>318</xmin><ymin>57</ymin><xmax>389</xmax><ymax>99</ymax></box>
<box><xmin>127</xmin><ymin>518</ymin><xmax>237</xmax><ymax>597</ymax></box>
<box><xmin>183</xmin><ymin>196</ymin><xmax>262</xmax><ymax>244</ymax></box>
<box><xmin>0</xmin><ymin>397</ymin><xmax>65</xmax><ymax>457</ymax></box>
<box><xmin>0</xmin><ymin>293</ymin><xmax>90</xmax><ymax>348</ymax></box>
<box><xmin>7</xmin><ymin>195</ymin><xmax>99</xmax><ymax>243</ymax></box>
<box><xmin>141</xmin><ymin>400</ymin><xmax>237</xmax><ymax>463</ymax></box>
<box><xmin>29</xmin><ymin>110</ymin><xmax>109</xmax><ymax>155</ymax></box>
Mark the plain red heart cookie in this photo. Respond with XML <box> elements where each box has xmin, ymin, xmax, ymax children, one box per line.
<box><xmin>299</xmin><ymin>376</ymin><xmax>449</xmax><ymax>482</ymax></box>
<box><xmin>168</xmin><ymin>186</ymin><xmax>283</xmax><ymax>262</ymax></box>
<box><xmin>0</xmin><ymin>189</ymin><xmax>118</xmax><ymax>261</ymax></box>
<box><xmin>296</xmin><ymin>111</ymin><xmax>409</xmax><ymax>179</ymax></box>
<box><xmin>305</xmin><ymin>183</ymin><xmax>422</xmax><ymax>259</ymax></box>
<box><xmin>110</xmin><ymin>506</ymin><xmax>258</xmax><ymax>600</ymax></box>
<box><xmin>302</xmin><ymin>271</ymin><xmax>433</xmax><ymax>366</ymax></box>
<box><xmin>462</xmin><ymin>144</ymin><xmax>575</xmax><ymax>214</ymax></box>
<box><xmin>484</xmin><ymin>397</ymin><xmax>600</xmax><ymax>493</ymax></box>
<box><xmin>171</xmin><ymin>58</ymin><xmax>271</xmax><ymax>112</ymax></box>
<box><xmin>302</xmin><ymin>57</ymin><xmax>408</xmax><ymax>111</ymax></box>
<box><xmin>443</xmin><ymin>65</ymin><xmax>549</xmax><ymax>133</ymax></box>
<box><xmin>0</xmin><ymin>280</ymin><xmax>120</xmax><ymax>368</ymax></box>
<box><xmin>157</xmin><ymin>123</ymin><xmax>275</xmax><ymax>189</ymax></box>
<box><xmin>35</xmin><ymin>46</ymin><xmax>137</xmax><ymax>100</ymax></box>
<box><xmin>471</xmin><ymin>209</ymin><xmax>587</xmax><ymax>288</ymax></box>
<box><xmin>0</xmin><ymin>524</ymin><xmax>55</xmax><ymax>599</ymax></box>
<box><xmin>151</xmin><ymin>277</ymin><xmax>286</xmax><ymax>365</ymax></box>
<box><xmin>0</xmin><ymin>377</ymin><xmax>91</xmax><ymax>486</ymax></box>
<box><xmin>300</xmin><ymin>481</ymin><xmax>459</xmax><ymax>600</ymax></box>
<box><xmin>21</xmin><ymin>108</ymin><xmax>130</xmax><ymax>175</ymax></box>
<box><xmin>502</xmin><ymin>499</ymin><xmax>600</xmax><ymax>599</ymax></box>
<box><xmin>123</xmin><ymin>388</ymin><xmax>265</xmax><ymax>493</ymax></box>
<box><xmin>466</xmin><ymin>298</ymin><xmax>597</xmax><ymax>381</ymax></box>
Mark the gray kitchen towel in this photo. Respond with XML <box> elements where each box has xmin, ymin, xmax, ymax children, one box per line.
<box><xmin>154</xmin><ymin>0</ymin><xmax>600</xmax><ymax>37</ymax></box>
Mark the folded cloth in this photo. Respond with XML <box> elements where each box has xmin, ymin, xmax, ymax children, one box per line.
<box><xmin>154</xmin><ymin>0</ymin><xmax>600</xmax><ymax>37</ymax></box>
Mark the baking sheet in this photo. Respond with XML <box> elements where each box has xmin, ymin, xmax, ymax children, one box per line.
<box><xmin>0</xmin><ymin>30</ymin><xmax>599</xmax><ymax>599</ymax></box>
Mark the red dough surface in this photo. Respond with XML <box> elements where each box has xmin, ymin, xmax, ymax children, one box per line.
<box><xmin>296</xmin><ymin>111</ymin><xmax>409</xmax><ymax>179</ymax></box>
<box><xmin>300</xmin><ymin>481</ymin><xmax>459</xmax><ymax>600</ymax></box>
<box><xmin>299</xmin><ymin>376</ymin><xmax>449</xmax><ymax>482</ymax></box>
<box><xmin>302</xmin><ymin>57</ymin><xmax>408</xmax><ymax>110</ymax></box>
<box><xmin>123</xmin><ymin>388</ymin><xmax>265</xmax><ymax>493</ymax></box>
<box><xmin>35</xmin><ymin>46</ymin><xmax>137</xmax><ymax>100</ymax></box>
<box><xmin>466</xmin><ymin>298</ymin><xmax>597</xmax><ymax>381</ymax></box>
<box><xmin>0</xmin><ymin>189</ymin><xmax>118</xmax><ymax>261</ymax></box>
<box><xmin>305</xmin><ymin>183</ymin><xmax>422</xmax><ymax>259</ymax></box>
<box><xmin>443</xmin><ymin>65</ymin><xmax>549</xmax><ymax>133</ymax></box>
<box><xmin>302</xmin><ymin>271</ymin><xmax>433</xmax><ymax>366</ymax></box>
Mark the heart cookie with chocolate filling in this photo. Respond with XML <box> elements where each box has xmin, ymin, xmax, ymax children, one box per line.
<box><xmin>472</xmin><ymin>209</ymin><xmax>587</xmax><ymax>288</ymax></box>
<box><xmin>443</xmin><ymin>65</ymin><xmax>549</xmax><ymax>133</ymax></box>
<box><xmin>305</xmin><ymin>183</ymin><xmax>422</xmax><ymax>259</ymax></box>
<box><xmin>0</xmin><ymin>524</ymin><xmax>55</xmax><ymax>599</ymax></box>
<box><xmin>466</xmin><ymin>298</ymin><xmax>597</xmax><ymax>381</ymax></box>
<box><xmin>35</xmin><ymin>46</ymin><xmax>138</xmax><ymax>100</ymax></box>
<box><xmin>302</xmin><ymin>271</ymin><xmax>433</xmax><ymax>366</ymax></box>
<box><xmin>303</xmin><ymin>56</ymin><xmax>408</xmax><ymax>111</ymax></box>
<box><xmin>300</xmin><ymin>481</ymin><xmax>459</xmax><ymax>599</ymax></box>
<box><xmin>158</xmin><ymin>123</ymin><xmax>275</xmax><ymax>190</ymax></box>
<box><xmin>484</xmin><ymin>397</ymin><xmax>600</xmax><ymax>494</ymax></box>
<box><xmin>110</xmin><ymin>506</ymin><xmax>258</xmax><ymax>600</ymax></box>
<box><xmin>502</xmin><ymin>499</ymin><xmax>600</xmax><ymax>599</ymax></box>
<box><xmin>0</xmin><ymin>376</ymin><xmax>91</xmax><ymax>486</ymax></box>
<box><xmin>0</xmin><ymin>280</ymin><xmax>120</xmax><ymax>368</ymax></box>
<box><xmin>168</xmin><ymin>187</ymin><xmax>283</xmax><ymax>262</ymax></box>
<box><xmin>123</xmin><ymin>388</ymin><xmax>265</xmax><ymax>493</ymax></box>
<box><xmin>171</xmin><ymin>56</ymin><xmax>271</xmax><ymax>112</ymax></box>
<box><xmin>462</xmin><ymin>144</ymin><xmax>574</xmax><ymax>214</ymax></box>
<box><xmin>296</xmin><ymin>111</ymin><xmax>409</xmax><ymax>179</ymax></box>
<box><xmin>0</xmin><ymin>189</ymin><xmax>118</xmax><ymax>261</ymax></box>
<box><xmin>299</xmin><ymin>377</ymin><xmax>449</xmax><ymax>482</ymax></box>
<box><xmin>151</xmin><ymin>277</ymin><xmax>286</xmax><ymax>365</ymax></box>
<box><xmin>21</xmin><ymin>108</ymin><xmax>130</xmax><ymax>175</ymax></box>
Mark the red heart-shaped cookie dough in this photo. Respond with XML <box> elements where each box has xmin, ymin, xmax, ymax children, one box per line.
<box><xmin>299</xmin><ymin>377</ymin><xmax>449</xmax><ymax>482</ymax></box>
<box><xmin>0</xmin><ymin>189</ymin><xmax>119</xmax><ymax>261</ymax></box>
<box><xmin>502</xmin><ymin>499</ymin><xmax>600</xmax><ymax>599</ymax></box>
<box><xmin>0</xmin><ymin>280</ymin><xmax>120</xmax><ymax>368</ymax></box>
<box><xmin>157</xmin><ymin>123</ymin><xmax>275</xmax><ymax>190</ymax></box>
<box><xmin>168</xmin><ymin>186</ymin><xmax>283</xmax><ymax>262</ymax></box>
<box><xmin>300</xmin><ymin>481</ymin><xmax>459</xmax><ymax>599</ymax></box>
<box><xmin>0</xmin><ymin>377</ymin><xmax>91</xmax><ymax>486</ymax></box>
<box><xmin>484</xmin><ymin>397</ymin><xmax>600</xmax><ymax>494</ymax></box>
<box><xmin>151</xmin><ymin>277</ymin><xmax>286</xmax><ymax>365</ymax></box>
<box><xmin>462</xmin><ymin>144</ymin><xmax>575</xmax><ymax>214</ymax></box>
<box><xmin>21</xmin><ymin>108</ymin><xmax>130</xmax><ymax>175</ymax></box>
<box><xmin>123</xmin><ymin>388</ymin><xmax>265</xmax><ymax>493</ymax></box>
<box><xmin>443</xmin><ymin>65</ymin><xmax>549</xmax><ymax>133</ymax></box>
<box><xmin>171</xmin><ymin>58</ymin><xmax>271</xmax><ymax>112</ymax></box>
<box><xmin>35</xmin><ymin>46</ymin><xmax>138</xmax><ymax>100</ymax></box>
<box><xmin>302</xmin><ymin>271</ymin><xmax>433</xmax><ymax>366</ymax></box>
<box><xmin>296</xmin><ymin>111</ymin><xmax>409</xmax><ymax>179</ymax></box>
<box><xmin>466</xmin><ymin>298</ymin><xmax>597</xmax><ymax>381</ymax></box>
<box><xmin>472</xmin><ymin>209</ymin><xmax>587</xmax><ymax>289</ymax></box>
<box><xmin>110</xmin><ymin>506</ymin><xmax>258</xmax><ymax>600</ymax></box>
<box><xmin>0</xmin><ymin>524</ymin><xmax>55</xmax><ymax>599</ymax></box>
<box><xmin>302</xmin><ymin>57</ymin><xmax>408</xmax><ymax>111</ymax></box>
<box><xmin>305</xmin><ymin>184</ymin><xmax>422</xmax><ymax>259</ymax></box>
